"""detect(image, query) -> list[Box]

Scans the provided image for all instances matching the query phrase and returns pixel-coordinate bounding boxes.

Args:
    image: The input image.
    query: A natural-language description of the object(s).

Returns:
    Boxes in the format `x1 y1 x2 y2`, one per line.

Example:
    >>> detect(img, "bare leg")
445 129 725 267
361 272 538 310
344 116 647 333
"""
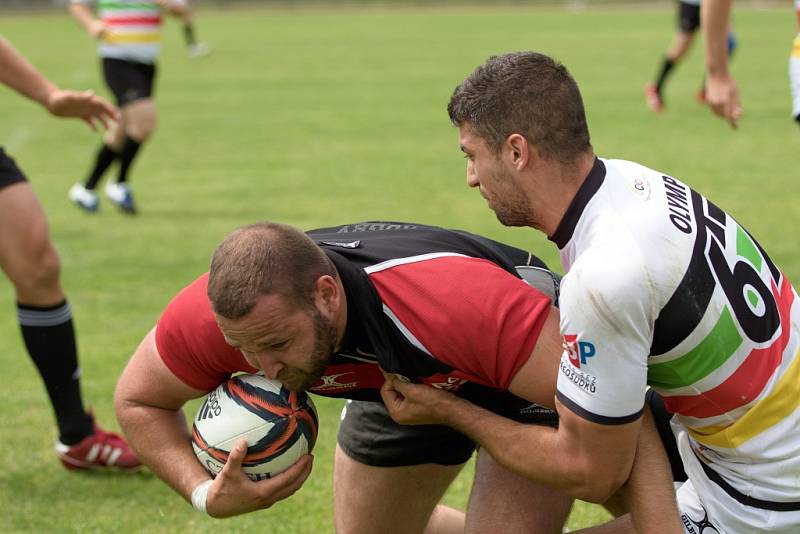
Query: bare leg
0 182 63 305
466 449 573 534
666 31 695 63
333 444 465 534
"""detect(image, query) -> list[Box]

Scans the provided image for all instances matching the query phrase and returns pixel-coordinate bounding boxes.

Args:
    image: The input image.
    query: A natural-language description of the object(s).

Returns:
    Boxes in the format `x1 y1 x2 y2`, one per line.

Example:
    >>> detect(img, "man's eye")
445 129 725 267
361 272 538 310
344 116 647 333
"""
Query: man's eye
268 340 289 350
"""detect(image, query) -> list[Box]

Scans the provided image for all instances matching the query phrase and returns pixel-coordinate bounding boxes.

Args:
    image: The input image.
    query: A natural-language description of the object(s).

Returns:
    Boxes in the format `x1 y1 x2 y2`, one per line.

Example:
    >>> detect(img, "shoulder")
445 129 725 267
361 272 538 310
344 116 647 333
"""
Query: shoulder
561 245 655 333
156 273 218 349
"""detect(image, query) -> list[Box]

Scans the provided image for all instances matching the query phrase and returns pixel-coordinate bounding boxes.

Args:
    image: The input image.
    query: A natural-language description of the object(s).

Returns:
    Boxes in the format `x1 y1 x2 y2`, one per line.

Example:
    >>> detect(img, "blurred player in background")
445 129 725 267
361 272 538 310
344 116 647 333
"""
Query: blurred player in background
645 0 736 113
181 1 212 58
68 0 190 214
0 37 139 471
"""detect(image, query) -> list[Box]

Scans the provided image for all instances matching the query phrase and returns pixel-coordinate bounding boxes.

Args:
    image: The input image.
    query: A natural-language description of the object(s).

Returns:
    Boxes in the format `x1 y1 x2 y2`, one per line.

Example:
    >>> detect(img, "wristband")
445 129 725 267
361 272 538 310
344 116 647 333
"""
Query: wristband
190 480 213 514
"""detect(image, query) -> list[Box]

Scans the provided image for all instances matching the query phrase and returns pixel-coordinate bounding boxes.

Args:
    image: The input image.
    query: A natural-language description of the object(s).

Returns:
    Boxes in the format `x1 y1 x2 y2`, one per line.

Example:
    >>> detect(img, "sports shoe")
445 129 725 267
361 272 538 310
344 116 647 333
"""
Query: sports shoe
644 84 664 113
55 416 141 471
68 184 99 213
105 181 136 214
696 87 707 105
188 42 212 58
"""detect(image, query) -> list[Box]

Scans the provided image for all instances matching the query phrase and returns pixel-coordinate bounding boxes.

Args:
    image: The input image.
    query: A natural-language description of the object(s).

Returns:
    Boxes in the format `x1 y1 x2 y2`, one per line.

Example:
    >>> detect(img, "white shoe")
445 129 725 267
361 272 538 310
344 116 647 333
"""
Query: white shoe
188 42 212 58
105 182 136 214
68 184 98 213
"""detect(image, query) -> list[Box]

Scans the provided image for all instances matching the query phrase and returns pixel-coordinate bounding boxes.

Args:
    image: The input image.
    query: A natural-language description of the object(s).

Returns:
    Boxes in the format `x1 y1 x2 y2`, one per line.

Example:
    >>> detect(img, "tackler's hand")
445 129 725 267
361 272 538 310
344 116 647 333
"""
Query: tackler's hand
379 371 456 426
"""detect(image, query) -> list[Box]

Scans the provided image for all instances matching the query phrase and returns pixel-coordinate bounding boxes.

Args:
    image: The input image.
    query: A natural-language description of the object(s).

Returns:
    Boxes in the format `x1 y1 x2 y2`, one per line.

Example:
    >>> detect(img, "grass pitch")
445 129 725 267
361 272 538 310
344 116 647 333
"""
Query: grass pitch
0 4 796 532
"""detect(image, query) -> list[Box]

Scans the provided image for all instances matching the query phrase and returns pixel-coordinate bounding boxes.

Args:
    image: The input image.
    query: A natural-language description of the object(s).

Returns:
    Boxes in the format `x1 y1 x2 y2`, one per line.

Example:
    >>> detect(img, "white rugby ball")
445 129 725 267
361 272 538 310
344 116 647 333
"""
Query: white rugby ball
191 373 318 481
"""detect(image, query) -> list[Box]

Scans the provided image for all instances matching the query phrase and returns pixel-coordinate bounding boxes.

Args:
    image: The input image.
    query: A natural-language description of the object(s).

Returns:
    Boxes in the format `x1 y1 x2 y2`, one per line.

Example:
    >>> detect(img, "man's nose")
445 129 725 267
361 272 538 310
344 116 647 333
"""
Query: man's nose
244 351 285 379
466 161 478 188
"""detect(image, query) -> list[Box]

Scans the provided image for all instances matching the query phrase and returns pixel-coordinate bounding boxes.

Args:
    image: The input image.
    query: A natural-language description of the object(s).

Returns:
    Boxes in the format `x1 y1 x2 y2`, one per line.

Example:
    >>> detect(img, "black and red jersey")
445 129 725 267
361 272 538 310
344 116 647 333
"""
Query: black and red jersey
157 222 558 423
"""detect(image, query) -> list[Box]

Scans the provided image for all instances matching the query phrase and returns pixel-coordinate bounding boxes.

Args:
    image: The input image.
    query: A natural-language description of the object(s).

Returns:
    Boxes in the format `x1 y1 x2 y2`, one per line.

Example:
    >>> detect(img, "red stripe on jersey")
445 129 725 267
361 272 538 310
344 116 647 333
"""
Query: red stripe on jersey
663 277 794 417
104 15 162 25
156 273 256 391
368 256 552 389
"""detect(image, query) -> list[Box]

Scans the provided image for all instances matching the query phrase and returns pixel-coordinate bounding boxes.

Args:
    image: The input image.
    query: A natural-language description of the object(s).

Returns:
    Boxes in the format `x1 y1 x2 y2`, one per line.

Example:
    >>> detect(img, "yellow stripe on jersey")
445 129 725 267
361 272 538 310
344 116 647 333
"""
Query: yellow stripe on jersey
689 348 800 448
103 33 160 44
793 36 800 58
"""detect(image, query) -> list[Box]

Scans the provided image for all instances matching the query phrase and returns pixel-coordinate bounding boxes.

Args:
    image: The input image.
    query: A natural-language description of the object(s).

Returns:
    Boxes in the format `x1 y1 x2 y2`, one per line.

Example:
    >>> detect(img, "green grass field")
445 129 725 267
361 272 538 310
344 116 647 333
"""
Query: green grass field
0 4 797 532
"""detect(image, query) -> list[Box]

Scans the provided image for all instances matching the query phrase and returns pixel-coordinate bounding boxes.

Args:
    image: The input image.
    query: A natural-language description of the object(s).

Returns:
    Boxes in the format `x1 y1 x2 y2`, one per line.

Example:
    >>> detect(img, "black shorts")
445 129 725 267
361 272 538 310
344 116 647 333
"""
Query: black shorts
678 1 701 34
102 57 156 107
0 147 28 191
340 392 688 477
337 400 476 467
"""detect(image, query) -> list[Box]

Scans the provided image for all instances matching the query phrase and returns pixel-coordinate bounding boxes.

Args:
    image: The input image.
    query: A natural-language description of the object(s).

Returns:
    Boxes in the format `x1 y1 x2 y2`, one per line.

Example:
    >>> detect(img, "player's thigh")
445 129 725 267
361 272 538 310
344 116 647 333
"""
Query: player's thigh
466 449 573 534
334 400 474 534
0 182 59 296
333 444 463 534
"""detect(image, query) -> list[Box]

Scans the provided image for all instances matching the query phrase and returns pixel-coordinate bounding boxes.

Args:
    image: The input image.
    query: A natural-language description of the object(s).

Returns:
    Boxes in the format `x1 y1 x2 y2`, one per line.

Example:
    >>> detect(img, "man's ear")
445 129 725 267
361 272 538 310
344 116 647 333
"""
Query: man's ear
314 275 341 314
506 133 531 171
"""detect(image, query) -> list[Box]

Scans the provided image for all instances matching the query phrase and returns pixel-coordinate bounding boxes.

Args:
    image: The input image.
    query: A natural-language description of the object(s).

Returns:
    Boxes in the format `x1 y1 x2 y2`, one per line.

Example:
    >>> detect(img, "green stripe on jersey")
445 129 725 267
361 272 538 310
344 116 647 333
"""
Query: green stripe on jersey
99 1 159 11
648 306 742 388
736 226 762 270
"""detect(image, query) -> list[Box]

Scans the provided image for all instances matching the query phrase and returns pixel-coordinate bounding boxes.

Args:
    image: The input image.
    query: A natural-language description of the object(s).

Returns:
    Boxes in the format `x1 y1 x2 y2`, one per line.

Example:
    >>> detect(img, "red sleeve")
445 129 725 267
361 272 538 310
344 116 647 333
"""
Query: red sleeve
155 272 257 391
368 256 551 390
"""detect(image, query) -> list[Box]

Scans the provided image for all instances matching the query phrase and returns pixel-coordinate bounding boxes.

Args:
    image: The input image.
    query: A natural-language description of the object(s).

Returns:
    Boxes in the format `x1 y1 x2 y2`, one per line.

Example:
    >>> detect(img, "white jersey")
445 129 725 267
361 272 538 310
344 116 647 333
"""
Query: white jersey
553 158 800 525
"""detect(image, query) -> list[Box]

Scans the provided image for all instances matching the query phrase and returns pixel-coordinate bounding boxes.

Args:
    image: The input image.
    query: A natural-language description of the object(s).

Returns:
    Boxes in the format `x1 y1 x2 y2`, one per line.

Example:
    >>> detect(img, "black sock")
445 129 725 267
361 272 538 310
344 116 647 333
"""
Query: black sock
117 136 142 184
85 144 118 190
655 57 675 95
184 23 196 46
18 300 93 445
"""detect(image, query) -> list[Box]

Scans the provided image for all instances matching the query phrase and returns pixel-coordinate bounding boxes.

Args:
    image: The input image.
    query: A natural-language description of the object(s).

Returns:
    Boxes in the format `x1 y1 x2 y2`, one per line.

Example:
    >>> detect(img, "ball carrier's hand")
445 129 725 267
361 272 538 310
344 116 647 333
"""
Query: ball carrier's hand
205 439 314 518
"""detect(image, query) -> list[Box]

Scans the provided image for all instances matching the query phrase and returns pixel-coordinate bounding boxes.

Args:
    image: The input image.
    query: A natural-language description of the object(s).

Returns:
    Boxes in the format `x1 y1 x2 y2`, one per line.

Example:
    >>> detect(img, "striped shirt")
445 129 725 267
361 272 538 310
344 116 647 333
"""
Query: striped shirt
72 0 184 64
554 158 800 506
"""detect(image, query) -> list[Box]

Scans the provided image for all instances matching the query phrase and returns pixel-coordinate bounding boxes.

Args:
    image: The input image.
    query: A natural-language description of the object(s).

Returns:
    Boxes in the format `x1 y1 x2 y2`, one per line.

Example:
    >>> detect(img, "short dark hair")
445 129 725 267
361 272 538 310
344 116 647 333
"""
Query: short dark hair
447 51 591 164
207 222 336 319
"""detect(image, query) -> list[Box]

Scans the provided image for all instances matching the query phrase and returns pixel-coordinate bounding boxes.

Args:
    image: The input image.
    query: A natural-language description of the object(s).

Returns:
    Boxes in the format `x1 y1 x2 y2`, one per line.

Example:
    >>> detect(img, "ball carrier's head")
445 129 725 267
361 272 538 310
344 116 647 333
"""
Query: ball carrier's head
208 222 348 392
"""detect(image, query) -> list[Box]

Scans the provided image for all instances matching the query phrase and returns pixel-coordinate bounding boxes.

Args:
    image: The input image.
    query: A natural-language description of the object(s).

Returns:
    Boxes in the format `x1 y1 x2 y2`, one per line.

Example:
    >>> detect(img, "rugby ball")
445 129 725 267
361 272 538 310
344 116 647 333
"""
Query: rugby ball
191 373 318 481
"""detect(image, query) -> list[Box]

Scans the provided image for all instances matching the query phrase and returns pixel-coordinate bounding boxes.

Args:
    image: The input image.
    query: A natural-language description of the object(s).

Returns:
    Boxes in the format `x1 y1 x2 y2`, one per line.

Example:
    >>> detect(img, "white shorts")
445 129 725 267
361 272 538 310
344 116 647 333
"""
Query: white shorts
674 429 800 533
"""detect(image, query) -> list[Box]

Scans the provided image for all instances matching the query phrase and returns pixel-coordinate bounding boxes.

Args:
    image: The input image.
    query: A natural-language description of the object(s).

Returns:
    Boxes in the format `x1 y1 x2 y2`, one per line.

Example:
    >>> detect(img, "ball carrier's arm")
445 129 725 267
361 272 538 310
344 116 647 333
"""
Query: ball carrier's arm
115 327 312 517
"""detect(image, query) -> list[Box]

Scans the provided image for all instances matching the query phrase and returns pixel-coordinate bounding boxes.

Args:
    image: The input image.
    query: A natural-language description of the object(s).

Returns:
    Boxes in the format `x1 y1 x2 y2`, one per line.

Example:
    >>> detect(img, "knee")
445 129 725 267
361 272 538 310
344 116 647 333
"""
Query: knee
131 115 157 141
125 105 157 141
16 241 61 295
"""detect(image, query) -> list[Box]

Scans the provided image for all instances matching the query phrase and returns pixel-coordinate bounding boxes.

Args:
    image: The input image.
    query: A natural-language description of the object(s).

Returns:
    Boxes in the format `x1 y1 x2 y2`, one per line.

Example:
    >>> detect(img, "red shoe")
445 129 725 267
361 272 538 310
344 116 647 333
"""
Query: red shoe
644 84 664 113
696 87 707 105
55 416 141 471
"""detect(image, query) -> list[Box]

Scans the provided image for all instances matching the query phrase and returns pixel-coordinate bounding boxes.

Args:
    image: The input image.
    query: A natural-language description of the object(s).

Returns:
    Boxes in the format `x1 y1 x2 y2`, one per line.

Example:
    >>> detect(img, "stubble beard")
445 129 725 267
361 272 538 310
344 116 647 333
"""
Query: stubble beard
278 308 339 392
492 168 535 228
